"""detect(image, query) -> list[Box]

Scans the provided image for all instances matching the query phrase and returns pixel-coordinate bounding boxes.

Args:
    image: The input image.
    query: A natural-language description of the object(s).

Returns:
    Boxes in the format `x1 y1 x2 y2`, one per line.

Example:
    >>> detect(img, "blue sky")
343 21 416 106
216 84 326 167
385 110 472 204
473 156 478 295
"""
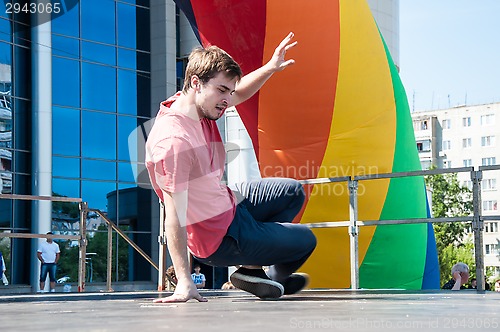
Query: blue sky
399 0 500 111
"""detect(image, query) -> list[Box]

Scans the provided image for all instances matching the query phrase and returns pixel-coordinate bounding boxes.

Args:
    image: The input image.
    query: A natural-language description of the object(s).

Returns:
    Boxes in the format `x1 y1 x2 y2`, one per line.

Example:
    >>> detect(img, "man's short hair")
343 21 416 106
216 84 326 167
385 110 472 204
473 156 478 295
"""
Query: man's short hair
182 45 243 93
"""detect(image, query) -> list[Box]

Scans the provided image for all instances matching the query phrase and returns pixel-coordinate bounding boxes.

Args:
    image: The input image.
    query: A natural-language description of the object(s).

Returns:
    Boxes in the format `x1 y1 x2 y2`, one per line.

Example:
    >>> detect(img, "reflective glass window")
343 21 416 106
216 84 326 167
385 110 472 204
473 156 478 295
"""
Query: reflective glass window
117 48 136 70
0 3 7 19
12 150 27 177
51 1 79 37
12 11 30 47
117 70 137 115
137 51 150 72
0 41 11 67
13 46 29 99
82 159 116 181
82 41 116 66
0 199 12 227
0 161 12 193
52 35 79 59
53 57 80 107
82 180 116 212
0 18 10 42
136 74 150 117
52 178 80 199
81 0 115 45
135 6 150 52
53 156 80 178
82 111 116 160
118 162 136 183
13 98 29 151
82 63 116 112
118 115 144 161
53 106 80 156
117 3 136 49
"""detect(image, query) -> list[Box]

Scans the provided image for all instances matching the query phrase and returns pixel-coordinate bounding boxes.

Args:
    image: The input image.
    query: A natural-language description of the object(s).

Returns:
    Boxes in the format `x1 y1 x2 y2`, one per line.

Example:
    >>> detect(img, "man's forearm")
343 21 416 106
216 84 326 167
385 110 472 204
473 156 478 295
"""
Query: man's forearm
232 63 275 106
163 191 191 283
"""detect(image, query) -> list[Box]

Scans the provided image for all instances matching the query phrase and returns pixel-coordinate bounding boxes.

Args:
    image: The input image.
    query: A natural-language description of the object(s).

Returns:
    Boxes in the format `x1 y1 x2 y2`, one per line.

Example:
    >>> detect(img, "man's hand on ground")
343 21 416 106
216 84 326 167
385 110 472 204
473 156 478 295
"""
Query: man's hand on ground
154 279 207 303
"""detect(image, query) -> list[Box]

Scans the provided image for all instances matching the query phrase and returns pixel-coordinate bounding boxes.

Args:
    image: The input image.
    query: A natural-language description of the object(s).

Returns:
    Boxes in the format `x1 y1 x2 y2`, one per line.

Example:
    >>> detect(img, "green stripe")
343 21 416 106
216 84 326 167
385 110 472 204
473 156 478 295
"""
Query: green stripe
359 31 428 289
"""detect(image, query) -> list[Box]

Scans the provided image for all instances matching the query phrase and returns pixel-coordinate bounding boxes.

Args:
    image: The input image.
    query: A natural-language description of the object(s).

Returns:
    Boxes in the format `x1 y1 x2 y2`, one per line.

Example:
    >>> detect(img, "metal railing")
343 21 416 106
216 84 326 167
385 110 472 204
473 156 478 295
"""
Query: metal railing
0 195 164 293
0 194 86 291
2 165 499 293
299 165 500 291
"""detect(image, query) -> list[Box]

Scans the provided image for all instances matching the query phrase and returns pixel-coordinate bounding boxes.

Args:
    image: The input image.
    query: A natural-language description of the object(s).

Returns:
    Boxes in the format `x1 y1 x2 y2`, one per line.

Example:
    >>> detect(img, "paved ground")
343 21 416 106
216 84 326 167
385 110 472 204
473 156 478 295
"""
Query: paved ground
0 289 499 331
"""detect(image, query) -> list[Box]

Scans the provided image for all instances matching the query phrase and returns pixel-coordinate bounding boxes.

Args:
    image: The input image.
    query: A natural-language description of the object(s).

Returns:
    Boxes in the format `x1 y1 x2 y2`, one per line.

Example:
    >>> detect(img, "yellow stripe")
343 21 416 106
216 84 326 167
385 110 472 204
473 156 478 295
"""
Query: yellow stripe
301 0 397 288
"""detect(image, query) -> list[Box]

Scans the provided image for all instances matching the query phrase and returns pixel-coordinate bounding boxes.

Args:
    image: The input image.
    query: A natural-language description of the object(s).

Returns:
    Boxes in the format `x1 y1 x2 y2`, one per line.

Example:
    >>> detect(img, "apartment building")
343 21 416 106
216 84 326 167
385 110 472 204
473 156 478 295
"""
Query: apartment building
412 102 500 277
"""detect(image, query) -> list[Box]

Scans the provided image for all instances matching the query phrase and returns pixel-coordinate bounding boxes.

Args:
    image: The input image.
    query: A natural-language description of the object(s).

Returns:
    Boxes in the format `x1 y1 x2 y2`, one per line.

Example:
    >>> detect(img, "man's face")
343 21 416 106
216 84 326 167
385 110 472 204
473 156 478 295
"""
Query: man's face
195 72 238 120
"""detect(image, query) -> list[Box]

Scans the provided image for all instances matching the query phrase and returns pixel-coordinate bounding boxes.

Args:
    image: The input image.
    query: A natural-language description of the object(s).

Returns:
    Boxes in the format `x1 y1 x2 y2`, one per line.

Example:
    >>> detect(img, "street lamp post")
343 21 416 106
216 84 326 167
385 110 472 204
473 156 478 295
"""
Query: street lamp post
85 252 97 283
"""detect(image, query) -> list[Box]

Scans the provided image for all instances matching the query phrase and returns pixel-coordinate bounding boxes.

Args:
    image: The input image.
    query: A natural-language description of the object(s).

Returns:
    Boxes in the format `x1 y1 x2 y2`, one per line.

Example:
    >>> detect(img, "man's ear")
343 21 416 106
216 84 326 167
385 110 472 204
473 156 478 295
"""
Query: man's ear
191 75 201 91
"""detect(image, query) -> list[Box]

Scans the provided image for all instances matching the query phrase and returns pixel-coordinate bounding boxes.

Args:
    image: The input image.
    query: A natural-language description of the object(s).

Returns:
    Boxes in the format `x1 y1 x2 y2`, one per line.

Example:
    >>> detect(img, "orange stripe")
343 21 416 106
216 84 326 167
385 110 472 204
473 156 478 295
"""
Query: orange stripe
258 0 340 191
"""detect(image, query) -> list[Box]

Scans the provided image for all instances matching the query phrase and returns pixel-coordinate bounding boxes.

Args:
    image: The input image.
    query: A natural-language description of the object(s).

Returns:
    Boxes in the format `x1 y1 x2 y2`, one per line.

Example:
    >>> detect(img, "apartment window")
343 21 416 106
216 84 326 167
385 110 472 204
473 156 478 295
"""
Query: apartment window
483 179 497 191
413 120 429 131
482 157 497 166
480 114 495 126
442 119 451 129
462 138 472 148
483 200 498 211
463 159 472 167
442 140 451 150
444 160 452 168
463 180 473 190
462 116 471 127
416 140 431 152
485 222 499 233
481 136 496 147
420 160 432 170
485 244 499 255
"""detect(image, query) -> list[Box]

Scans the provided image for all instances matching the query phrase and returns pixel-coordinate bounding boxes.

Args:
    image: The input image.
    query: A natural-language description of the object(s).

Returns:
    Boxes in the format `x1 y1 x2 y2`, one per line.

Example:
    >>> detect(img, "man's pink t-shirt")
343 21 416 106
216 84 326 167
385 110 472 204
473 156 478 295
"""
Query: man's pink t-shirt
145 92 236 258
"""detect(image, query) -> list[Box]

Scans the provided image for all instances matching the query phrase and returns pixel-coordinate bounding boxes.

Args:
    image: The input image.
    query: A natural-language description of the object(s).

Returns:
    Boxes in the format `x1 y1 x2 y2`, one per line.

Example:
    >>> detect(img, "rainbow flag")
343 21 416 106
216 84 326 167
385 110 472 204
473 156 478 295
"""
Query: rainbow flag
174 0 440 289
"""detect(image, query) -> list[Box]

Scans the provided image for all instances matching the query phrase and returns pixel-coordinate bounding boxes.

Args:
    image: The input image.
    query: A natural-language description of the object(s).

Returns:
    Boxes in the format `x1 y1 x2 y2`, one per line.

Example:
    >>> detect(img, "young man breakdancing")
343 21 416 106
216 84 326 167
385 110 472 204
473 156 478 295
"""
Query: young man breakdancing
146 32 316 302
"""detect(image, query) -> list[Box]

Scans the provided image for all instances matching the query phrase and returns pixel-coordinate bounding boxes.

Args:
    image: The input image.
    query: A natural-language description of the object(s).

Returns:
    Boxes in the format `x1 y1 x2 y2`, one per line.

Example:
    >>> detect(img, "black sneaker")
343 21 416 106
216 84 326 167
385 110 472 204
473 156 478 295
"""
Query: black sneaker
283 273 310 295
230 267 284 299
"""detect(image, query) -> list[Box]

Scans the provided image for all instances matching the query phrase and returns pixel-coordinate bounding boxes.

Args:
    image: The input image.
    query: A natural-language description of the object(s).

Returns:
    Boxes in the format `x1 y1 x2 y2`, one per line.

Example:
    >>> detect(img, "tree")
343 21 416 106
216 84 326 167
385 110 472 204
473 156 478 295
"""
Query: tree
57 225 130 283
425 171 473 286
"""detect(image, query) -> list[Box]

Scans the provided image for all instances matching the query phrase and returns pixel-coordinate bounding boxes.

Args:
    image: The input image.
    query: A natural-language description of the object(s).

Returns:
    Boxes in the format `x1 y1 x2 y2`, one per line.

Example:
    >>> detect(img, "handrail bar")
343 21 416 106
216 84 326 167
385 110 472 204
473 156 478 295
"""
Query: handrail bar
355 167 473 181
89 209 159 271
479 165 500 171
0 233 80 240
305 216 474 229
0 194 82 203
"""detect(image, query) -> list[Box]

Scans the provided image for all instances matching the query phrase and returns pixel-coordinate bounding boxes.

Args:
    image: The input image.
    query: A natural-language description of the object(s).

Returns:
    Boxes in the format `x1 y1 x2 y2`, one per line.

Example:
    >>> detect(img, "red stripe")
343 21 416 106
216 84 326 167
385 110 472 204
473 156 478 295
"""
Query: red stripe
190 0 267 156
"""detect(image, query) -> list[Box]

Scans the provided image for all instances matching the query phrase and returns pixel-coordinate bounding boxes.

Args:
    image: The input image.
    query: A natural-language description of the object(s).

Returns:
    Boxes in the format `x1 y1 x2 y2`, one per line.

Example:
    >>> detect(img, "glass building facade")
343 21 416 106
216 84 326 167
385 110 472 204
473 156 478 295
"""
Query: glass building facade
0 0 157 287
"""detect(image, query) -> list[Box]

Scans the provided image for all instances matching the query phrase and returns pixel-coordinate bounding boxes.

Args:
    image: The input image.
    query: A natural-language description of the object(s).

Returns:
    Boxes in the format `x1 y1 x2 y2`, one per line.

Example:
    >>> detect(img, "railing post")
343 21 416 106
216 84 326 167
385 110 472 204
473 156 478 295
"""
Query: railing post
107 223 113 292
78 202 88 292
348 178 359 290
158 200 167 291
471 169 485 291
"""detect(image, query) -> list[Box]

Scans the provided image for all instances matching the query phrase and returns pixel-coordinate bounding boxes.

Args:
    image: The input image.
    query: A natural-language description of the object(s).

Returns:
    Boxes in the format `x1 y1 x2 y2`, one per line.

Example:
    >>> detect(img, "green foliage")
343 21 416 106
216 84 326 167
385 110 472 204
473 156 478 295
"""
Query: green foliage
425 170 474 285
57 225 130 283
52 192 80 219
439 240 475 287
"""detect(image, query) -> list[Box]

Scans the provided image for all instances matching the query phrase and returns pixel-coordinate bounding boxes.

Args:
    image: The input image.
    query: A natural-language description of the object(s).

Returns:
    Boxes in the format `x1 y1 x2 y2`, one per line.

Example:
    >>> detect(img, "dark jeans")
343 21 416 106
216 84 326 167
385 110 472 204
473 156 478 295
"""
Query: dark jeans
40 263 57 282
196 178 317 283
